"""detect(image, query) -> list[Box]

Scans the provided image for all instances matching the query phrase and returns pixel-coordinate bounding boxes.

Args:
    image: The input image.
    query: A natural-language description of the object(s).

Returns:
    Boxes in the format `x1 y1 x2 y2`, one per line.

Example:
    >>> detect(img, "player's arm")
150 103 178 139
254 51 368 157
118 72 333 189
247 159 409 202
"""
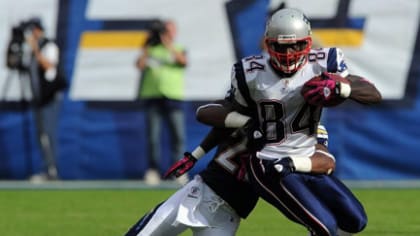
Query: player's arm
197 62 255 129
345 74 382 105
310 144 335 174
195 99 246 151
196 100 251 128
266 143 335 177
163 119 236 178
300 124 335 174
165 102 254 179
336 47 382 105
197 99 270 154
191 127 235 159
267 124 335 177
303 48 382 106
302 72 382 107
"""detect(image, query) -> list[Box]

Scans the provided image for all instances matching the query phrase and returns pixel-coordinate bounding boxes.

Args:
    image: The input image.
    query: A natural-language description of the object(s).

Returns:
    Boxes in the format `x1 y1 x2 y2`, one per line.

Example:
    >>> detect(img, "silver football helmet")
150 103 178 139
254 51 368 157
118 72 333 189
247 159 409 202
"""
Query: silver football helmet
264 8 312 74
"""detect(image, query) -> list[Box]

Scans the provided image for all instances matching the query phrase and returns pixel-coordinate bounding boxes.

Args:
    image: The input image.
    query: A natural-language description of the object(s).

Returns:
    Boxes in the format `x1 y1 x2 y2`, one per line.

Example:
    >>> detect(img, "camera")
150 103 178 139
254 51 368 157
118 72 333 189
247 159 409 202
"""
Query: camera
5 18 41 70
145 19 167 46
5 21 31 70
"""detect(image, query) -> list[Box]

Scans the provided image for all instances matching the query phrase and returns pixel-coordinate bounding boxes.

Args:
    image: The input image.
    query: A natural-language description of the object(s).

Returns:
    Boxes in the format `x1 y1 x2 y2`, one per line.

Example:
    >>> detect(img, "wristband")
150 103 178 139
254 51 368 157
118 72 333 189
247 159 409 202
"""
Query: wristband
290 156 312 172
191 146 205 160
256 153 312 172
224 111 251 128
340 82 351 98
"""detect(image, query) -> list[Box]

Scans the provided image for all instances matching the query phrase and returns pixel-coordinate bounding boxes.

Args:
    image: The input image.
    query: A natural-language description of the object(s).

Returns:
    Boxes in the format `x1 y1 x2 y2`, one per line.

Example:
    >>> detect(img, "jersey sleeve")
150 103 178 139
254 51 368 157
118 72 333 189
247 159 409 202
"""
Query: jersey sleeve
326 47 349 77
225 62 248 107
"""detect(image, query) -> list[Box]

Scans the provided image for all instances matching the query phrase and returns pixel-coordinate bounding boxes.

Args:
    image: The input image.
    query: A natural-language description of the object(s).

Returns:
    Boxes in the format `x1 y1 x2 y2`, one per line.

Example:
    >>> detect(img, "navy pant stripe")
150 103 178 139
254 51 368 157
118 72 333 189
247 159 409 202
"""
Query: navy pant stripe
125 201 164 236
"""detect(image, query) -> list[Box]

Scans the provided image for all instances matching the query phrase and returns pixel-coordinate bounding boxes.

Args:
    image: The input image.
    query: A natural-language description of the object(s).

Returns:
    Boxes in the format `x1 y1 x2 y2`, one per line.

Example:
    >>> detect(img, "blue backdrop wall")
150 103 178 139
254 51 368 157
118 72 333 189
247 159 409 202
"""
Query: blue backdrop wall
0 0 419 180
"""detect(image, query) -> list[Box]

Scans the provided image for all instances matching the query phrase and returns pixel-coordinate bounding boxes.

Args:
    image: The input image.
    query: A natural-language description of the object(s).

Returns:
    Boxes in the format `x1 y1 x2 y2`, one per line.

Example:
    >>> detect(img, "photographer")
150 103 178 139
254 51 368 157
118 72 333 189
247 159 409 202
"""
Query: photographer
136 19 188 185
25 17 63 181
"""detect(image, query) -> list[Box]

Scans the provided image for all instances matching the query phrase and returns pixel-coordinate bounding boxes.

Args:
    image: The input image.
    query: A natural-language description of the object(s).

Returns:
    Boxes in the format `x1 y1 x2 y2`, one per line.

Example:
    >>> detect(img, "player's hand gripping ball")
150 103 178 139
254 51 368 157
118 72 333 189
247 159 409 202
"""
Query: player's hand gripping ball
301 72 350 107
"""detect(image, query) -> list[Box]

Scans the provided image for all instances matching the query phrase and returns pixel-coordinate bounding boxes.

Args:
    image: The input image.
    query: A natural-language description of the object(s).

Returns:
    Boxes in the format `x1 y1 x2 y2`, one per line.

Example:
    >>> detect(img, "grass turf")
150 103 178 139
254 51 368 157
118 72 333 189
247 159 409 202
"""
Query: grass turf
0 189 419 235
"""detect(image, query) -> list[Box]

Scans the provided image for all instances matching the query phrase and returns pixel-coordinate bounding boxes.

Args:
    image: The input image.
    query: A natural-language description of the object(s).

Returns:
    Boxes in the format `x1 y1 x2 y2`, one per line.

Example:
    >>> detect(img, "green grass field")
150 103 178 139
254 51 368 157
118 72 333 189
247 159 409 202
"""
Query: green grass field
0 188 419 235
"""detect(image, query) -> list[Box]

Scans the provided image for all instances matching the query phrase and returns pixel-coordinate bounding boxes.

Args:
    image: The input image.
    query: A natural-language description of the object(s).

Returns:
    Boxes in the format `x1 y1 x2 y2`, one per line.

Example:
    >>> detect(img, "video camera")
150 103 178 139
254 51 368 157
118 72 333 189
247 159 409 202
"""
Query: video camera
5 19 41 70
145 19 167 47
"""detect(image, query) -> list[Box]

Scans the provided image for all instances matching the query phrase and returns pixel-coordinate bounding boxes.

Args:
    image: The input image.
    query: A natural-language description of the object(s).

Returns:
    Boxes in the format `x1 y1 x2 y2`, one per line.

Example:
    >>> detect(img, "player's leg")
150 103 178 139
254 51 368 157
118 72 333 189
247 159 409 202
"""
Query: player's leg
192 222 239 236
191 181 241 236
191 211 240 236
249 157 338 236
124 182 191 236
125 175 239 236
309 175 367 234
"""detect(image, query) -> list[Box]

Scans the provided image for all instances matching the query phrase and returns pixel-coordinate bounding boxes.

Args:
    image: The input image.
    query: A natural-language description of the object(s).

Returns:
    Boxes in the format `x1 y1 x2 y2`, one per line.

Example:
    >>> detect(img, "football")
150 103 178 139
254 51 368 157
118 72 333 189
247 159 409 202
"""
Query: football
301 73 350 107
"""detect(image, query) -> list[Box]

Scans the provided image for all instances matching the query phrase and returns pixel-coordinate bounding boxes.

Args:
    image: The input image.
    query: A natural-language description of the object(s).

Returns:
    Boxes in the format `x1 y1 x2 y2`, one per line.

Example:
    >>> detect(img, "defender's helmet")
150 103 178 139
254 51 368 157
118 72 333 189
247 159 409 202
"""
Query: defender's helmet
264 8 312 74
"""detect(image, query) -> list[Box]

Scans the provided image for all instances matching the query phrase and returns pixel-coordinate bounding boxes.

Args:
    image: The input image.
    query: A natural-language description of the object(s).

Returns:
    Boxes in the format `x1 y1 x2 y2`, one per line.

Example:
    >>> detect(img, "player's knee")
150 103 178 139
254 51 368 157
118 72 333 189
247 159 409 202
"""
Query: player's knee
349 215 368 233
340 211 368 233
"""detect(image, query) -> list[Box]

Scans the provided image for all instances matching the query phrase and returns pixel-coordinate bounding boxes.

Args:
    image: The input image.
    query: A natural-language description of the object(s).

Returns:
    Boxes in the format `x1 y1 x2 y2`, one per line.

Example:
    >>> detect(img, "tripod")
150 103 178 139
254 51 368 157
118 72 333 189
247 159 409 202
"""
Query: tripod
2 69 33 177
2 68 58 180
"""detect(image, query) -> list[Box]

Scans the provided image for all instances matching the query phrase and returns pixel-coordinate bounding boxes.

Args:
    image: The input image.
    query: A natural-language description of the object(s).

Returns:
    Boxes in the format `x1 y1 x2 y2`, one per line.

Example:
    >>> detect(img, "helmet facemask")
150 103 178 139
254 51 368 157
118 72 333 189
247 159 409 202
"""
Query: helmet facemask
265 36 312 74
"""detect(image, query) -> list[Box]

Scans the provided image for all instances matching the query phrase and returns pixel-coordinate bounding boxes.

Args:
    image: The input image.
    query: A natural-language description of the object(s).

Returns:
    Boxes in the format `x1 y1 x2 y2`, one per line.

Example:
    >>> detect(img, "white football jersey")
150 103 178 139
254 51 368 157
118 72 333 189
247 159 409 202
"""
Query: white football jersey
229 47 348 159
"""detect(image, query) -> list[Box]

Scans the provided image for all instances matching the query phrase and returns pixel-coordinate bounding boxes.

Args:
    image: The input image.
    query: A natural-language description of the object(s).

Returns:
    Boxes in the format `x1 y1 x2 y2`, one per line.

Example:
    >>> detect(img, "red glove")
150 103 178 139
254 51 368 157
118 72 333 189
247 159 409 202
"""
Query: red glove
163 152 197 178
302 72 348 107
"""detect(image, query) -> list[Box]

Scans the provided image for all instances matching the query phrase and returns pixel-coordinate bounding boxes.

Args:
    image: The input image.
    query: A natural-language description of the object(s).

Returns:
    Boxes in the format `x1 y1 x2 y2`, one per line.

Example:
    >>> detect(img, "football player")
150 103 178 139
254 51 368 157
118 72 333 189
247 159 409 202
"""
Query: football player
194 8 381 236
124 122 335 236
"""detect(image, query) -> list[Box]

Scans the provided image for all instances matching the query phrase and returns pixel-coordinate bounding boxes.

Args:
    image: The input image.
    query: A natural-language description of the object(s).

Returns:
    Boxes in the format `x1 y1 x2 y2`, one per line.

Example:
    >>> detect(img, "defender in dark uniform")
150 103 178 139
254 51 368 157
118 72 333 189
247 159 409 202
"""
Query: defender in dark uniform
124 122 335 236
